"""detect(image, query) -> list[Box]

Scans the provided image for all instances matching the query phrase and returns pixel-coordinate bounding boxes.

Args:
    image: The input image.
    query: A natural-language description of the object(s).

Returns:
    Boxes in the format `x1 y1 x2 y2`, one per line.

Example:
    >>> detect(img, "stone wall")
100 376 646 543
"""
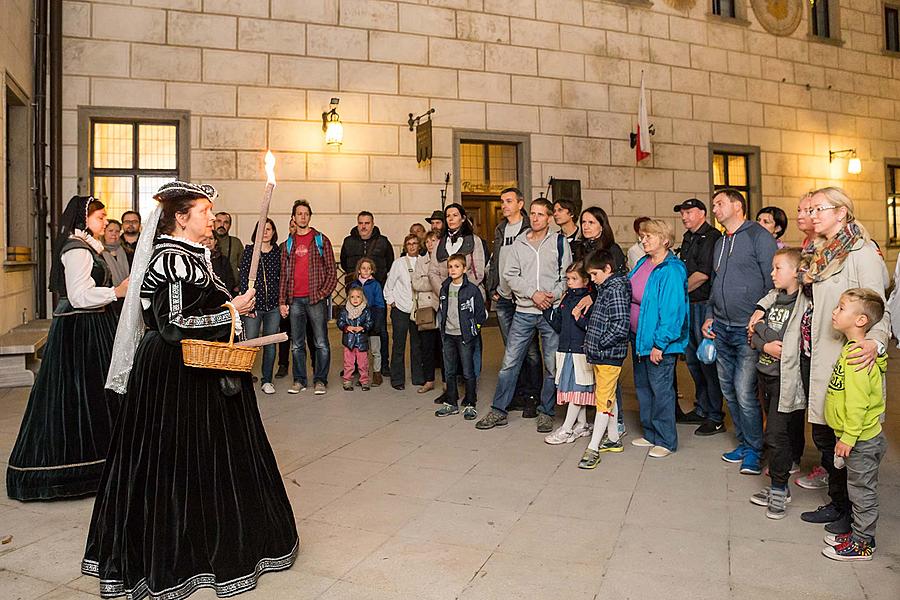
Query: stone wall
61 0 900 264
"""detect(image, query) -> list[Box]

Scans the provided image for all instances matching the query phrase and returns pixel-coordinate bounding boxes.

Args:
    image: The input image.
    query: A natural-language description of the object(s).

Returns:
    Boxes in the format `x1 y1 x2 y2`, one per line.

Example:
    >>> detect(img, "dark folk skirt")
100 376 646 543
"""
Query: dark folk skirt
6 309 120 501
82 331 298 600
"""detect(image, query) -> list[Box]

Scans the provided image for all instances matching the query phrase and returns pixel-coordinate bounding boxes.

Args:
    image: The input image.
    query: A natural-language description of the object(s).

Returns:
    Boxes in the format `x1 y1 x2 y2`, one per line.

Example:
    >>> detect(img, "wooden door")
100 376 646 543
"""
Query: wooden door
462 195 502 253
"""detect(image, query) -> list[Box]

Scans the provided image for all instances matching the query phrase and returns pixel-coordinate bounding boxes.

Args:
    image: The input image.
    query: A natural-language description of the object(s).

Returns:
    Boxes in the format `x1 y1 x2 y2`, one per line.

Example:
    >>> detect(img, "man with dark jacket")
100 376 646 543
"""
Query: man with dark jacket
674 198 725 435
340 211 395 375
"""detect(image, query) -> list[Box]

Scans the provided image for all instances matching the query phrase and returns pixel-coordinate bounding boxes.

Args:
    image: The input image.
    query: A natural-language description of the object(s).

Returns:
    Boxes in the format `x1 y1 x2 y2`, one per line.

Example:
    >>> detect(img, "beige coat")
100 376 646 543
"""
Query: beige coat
412 251 438 311
757 240 890 424
427 235 486 297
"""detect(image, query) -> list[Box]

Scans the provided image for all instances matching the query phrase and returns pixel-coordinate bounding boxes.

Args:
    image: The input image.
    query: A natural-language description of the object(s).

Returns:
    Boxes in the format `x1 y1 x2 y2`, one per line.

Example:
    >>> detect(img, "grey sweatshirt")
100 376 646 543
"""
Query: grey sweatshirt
750 289 798 377
503 230 571 314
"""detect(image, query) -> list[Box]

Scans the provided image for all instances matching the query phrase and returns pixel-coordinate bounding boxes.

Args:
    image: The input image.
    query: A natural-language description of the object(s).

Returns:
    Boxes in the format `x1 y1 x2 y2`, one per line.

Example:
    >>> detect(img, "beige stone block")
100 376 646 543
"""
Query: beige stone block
132 44 201 81
584 56 629 85
486 103 540 131
511 76 561 106
271 0 338 24
211 181 338 217
399 183 445 213
62 1 90 37
652 91 691 119
307 153 369 181
630 62 670 90
510 18 559 50
191 121 200 147
308 91 368 122
635 168 673 192
711 123 748 144
63 76 90 109
93 4 165 43
590 165 633 190
370 32 428 65
62 110 77 145
791 64 824 89
606 31 649 61
729 101 764 127
760 58 793 83
778 83 810 109
783 175 818 198
428 0 482 9
746 31 778 58
628 9 668 38
673 170 708 194
726 51 761 79
561 81 607 110
669 16 707 45
670 68 708 96
707 22 744 51
746 79 779 105
459 71 510 102
238 87 306 119
92 78 165 108
277 122 399 155
838 48 867 73
865 54 892 78
307 25 367 60
205 0 268 16
167 12 236 49
133 0 199 8
484 0 535 18
398 66 456 98
539 107 586 136
191 150 236 179
692 96 729 122
807 41 839 67
486 44 538 75
369 95 429 124
457 11 509 43
841 93 869 118
542 163 590 185
587 111 631 139
341 182 401 214
371 156 430 182
63 39 129 77
766 153 798 177
748 127 782 152
237 151 307 180
531 134 563 162
607 85 638 113
762 175 784 197
270 56 338 90
399 4 455 37
824 70 853 94
671 119 711 146
649 38 690 68
583 0 627 31
429 99 486 129
429 38 484 70
776 37 808 63
780 131 815 156
764 105 796 130
341 61 398 94
238 18 306 55
795 110 829 134
867 98 894 121
538 50 584 80
710 73 746 100
563 136 610 165
340 0 397 30
201 117 266 149
203 50 267 85
536 0 583 24
690 45 727 72
559 25 605 55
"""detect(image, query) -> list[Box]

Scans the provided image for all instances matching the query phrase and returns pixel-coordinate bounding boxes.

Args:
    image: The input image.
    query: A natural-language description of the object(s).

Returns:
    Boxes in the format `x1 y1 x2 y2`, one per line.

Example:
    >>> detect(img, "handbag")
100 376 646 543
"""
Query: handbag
414 306 437 331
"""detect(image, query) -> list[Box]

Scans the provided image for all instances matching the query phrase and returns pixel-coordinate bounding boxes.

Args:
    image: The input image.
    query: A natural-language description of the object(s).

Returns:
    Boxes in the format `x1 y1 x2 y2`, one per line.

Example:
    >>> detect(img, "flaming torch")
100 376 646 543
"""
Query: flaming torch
247 150 276 289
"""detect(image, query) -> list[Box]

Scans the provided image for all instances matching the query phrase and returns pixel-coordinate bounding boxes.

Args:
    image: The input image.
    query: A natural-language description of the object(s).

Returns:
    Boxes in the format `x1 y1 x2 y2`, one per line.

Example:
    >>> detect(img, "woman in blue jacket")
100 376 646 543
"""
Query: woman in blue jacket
628 219 689 457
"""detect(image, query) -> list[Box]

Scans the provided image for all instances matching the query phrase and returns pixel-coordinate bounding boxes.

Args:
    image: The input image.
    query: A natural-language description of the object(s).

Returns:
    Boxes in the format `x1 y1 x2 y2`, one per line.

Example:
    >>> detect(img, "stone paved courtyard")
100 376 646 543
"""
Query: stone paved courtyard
1 327 898 600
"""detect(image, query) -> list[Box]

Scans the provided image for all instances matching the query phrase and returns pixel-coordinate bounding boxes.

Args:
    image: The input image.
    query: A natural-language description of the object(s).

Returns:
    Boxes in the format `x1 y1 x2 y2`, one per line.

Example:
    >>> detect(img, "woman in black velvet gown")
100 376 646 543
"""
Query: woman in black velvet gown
6 196 127 501
82 181 298 600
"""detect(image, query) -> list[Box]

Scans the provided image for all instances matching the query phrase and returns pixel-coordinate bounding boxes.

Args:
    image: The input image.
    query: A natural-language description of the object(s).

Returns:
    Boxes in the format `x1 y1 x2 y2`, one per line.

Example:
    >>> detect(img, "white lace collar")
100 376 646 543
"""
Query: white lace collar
72 229 105 254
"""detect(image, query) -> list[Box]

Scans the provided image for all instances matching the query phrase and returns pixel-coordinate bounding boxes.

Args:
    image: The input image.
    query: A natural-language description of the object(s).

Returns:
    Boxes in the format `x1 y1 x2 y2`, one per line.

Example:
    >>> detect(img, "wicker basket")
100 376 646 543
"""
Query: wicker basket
181 304 259 373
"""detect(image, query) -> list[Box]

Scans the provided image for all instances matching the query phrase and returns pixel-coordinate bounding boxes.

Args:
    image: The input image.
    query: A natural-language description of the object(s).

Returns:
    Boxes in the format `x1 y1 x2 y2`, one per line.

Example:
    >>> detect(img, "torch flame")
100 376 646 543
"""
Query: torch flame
265 150 276 185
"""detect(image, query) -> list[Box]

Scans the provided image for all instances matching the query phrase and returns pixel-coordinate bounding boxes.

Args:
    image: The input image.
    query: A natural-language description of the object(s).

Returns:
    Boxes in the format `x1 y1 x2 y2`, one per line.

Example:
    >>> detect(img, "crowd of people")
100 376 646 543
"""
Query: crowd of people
2 180 897 600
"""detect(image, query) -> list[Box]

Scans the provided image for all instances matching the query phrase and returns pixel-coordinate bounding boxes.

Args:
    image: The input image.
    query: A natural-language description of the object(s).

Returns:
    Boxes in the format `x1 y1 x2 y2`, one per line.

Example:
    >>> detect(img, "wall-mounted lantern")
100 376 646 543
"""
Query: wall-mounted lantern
829 148 861 175
322 98 343 146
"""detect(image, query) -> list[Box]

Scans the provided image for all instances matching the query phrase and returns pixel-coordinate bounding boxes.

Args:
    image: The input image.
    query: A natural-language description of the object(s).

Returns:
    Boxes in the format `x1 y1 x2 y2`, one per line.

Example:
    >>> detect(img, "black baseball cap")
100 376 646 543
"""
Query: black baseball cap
673 198 706 213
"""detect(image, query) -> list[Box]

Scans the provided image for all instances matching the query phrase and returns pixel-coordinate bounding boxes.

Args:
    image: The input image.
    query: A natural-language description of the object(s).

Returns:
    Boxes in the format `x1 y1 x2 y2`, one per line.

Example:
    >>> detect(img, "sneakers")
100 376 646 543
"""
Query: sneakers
544 426 578 445
536 413 554 433
694 421 726 436
824 532 851 547
801 503 843 524
618 423 627 438
739 450 762 475
372 372 383 387
790 462 801 474
261 383 276 395
822 539 875 561
722 444 749 463
676 409 705 424
288 382 305 394
648 445 672 458
572 423 593 439
631 437 653 447
598 438 624 453
463 406 477 421
578 449 602 470
796 466 829 490
766 486 790 520
475 411 508 430
314 382 326 395
361 383 370 391
342 381 353 391
435 403 459 417
824 513 851 535
275 365 288 379
522 396 538 419
749 486 793 507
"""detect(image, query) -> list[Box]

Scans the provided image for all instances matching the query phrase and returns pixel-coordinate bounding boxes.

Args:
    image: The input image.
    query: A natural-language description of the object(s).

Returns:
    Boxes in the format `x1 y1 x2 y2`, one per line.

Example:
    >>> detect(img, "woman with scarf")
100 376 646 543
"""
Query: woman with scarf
82 182 297 600
102 219 131 286
239 218 281 394
572 206 627 272
749 187 890 535
6 196 128 501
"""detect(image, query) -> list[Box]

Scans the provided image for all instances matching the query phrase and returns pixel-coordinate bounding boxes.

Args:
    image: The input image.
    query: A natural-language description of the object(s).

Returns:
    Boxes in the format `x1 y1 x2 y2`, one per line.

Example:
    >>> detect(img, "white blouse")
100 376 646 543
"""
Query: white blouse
383 256 417 314
61 249 117 309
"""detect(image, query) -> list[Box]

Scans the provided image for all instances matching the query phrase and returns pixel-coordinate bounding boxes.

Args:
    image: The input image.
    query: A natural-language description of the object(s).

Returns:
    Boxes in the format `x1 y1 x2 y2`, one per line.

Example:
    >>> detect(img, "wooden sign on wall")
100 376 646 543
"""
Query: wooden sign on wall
416 119 432 164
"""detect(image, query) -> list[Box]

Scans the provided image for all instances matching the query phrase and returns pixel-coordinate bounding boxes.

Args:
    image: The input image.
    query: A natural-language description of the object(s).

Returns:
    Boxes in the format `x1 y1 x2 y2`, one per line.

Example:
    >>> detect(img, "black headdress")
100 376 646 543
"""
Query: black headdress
49 195 98 294
154 181 218 203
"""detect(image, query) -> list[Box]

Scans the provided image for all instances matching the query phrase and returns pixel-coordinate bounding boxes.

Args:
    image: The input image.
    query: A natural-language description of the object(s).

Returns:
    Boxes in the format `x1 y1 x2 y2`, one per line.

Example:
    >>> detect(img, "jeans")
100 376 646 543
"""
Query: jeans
379 311 390 375
759 371 801 488
243 307 281 383
632 340 678 451
846 433 886 543
491 311 559 416
812 423 850 514
713 322 763 453
368 307 386 372
685 303 724 423
278 315 290 368
494 297 542 398
390 307 424 386
442 333 477 407
289 297 330 386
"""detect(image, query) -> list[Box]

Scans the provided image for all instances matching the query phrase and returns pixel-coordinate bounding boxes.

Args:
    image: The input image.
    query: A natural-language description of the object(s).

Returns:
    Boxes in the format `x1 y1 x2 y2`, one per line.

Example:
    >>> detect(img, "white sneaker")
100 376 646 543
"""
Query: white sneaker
648 445 672 458
572 423 593 439
631 437 653 447
261 383 275 395
544 427 577 445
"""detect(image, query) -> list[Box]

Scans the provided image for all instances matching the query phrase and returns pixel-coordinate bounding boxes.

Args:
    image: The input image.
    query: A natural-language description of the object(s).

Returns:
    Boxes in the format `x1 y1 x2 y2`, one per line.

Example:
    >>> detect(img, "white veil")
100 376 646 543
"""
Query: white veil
105 204 162 393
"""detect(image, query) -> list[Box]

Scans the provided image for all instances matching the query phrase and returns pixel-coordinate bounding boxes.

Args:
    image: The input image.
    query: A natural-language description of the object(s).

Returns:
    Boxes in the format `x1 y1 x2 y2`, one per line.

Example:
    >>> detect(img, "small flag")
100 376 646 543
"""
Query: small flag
636 73 651 163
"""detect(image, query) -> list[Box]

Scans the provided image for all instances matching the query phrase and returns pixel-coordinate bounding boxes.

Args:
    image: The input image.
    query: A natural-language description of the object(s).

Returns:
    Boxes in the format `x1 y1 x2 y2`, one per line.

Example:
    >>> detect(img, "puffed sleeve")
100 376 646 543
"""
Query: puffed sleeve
61 249 117 309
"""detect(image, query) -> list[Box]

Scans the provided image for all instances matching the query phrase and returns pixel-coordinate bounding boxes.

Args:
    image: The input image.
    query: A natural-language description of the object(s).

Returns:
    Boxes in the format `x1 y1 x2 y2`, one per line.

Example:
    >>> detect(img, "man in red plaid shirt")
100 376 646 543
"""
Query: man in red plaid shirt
279 199 337 395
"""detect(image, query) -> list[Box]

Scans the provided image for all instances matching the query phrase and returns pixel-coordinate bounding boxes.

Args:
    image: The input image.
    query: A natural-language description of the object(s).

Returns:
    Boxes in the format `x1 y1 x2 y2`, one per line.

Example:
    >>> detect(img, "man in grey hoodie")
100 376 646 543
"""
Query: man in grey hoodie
702 188 778 476
476 198 572 434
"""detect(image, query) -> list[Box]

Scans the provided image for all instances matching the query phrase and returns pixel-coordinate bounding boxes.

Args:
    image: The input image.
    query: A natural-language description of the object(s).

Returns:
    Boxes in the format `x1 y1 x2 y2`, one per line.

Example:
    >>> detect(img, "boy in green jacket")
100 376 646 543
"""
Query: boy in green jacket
822 288 887 562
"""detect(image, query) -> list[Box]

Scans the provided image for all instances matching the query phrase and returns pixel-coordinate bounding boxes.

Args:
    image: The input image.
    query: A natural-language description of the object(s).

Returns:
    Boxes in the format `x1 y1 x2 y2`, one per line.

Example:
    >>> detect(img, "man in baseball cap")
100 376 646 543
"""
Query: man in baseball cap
673 198 707 213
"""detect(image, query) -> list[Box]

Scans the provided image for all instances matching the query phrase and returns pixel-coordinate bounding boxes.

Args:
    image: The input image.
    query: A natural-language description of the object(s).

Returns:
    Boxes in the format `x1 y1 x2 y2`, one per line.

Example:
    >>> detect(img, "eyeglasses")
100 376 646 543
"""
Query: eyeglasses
803 205 837 216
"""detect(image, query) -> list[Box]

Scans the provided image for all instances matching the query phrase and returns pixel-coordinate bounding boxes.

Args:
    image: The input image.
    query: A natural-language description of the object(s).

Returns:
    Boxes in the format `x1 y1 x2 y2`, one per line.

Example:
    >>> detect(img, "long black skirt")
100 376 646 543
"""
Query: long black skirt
81 331 298 600
6 309 120 501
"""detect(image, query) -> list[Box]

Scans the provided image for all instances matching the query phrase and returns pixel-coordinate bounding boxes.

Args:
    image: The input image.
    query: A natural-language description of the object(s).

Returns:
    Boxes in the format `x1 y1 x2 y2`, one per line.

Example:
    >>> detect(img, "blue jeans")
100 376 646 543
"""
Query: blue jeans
714 321 763 452
685 303 724 423
289 297 330 386
494 297 542 398
243 307 281 383
491 311 558 416
441 333 477 407
632 339 678 451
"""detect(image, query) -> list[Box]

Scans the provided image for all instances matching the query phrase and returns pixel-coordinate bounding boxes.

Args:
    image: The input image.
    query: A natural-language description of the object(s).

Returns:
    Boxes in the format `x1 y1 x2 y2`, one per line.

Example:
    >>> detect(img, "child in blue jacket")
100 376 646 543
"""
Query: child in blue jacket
337 287 373 391
353 257 386 386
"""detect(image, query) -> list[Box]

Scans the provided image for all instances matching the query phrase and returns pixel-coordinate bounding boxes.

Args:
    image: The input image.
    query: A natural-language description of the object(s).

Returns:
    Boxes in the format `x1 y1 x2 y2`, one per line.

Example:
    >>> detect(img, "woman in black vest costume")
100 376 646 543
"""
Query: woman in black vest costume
6 196 128 501
82 181 297 600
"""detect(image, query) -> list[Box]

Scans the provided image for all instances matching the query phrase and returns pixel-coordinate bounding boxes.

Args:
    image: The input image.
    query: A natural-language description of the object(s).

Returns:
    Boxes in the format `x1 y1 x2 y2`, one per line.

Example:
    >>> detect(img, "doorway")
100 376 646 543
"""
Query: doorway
457 140 522 253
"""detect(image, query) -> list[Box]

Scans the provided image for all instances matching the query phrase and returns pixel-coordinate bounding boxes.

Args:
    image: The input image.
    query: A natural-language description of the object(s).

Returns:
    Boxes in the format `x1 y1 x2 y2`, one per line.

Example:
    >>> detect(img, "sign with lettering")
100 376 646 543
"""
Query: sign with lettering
416 119 433 164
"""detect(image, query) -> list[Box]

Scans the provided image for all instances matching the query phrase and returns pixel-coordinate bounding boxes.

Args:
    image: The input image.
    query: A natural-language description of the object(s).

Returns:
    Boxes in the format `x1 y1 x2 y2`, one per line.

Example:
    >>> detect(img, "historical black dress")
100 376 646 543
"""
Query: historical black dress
6 219 120 500
82 233 298 600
